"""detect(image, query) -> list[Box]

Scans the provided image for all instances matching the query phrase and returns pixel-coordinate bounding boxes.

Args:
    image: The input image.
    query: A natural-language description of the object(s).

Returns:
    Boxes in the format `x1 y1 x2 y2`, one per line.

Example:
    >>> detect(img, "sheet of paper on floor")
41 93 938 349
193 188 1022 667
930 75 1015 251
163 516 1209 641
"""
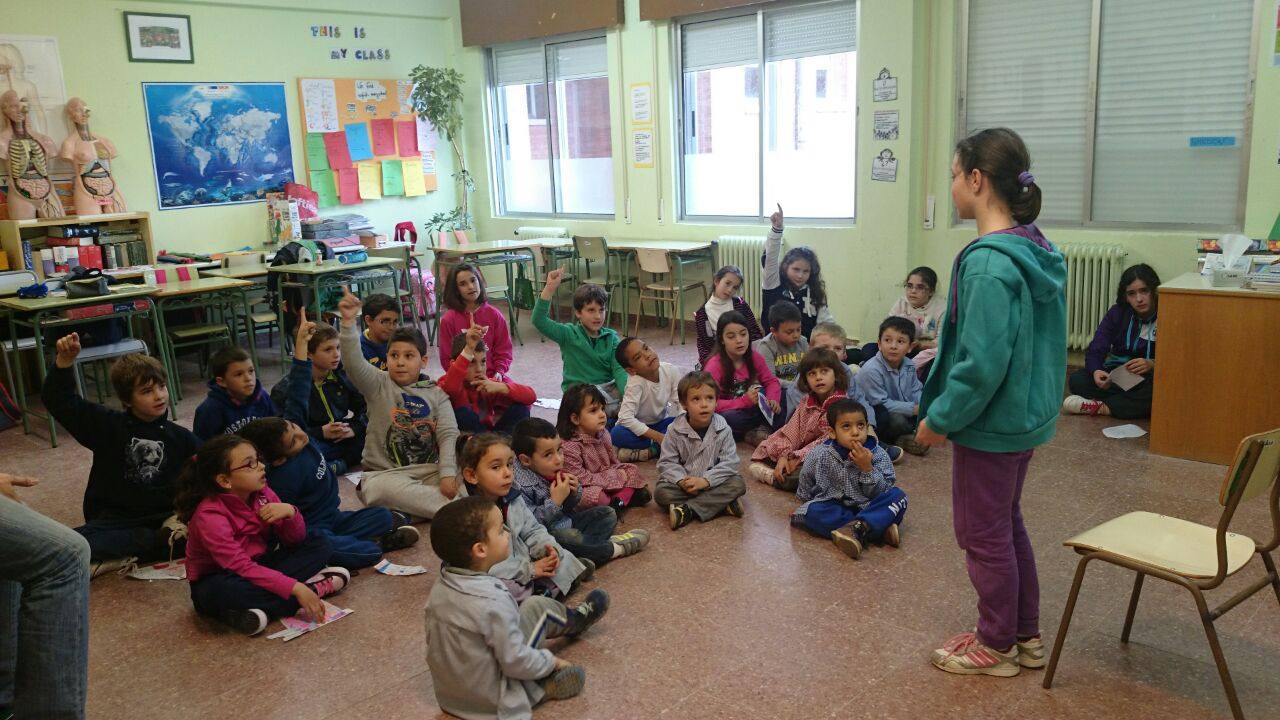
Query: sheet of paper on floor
533 397 561 410
1102 424 1148 439
127 560 187 581
266 601 352 641
343 471 364 486
374 559 429 576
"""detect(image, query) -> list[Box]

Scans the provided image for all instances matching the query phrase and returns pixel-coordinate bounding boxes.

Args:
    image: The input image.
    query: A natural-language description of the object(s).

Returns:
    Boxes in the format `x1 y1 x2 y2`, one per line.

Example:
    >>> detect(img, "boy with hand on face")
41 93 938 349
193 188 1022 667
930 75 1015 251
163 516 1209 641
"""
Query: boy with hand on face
438 315 535 435
193 346 276 441
533 268 629 417
856 316 927 457
611 337 685 462
655 372 747 530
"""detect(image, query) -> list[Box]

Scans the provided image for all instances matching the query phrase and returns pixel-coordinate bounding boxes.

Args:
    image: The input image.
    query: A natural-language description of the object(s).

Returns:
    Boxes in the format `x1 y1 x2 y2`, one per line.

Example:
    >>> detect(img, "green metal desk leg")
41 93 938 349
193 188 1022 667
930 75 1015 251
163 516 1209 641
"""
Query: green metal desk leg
6 313 30 435
238 289 259 368
30 310 56 447
154 297 181 403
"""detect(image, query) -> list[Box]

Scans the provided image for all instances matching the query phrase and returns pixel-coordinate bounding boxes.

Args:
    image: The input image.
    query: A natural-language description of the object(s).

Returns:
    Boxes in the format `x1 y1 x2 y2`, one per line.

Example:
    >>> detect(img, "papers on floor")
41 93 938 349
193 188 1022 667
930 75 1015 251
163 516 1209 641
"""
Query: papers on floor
127 559 187 581
1102 424 1148 439
266 601 352 641
1107 365 1146 391
343 471 364 487
533 397 561 410
374 559 429 576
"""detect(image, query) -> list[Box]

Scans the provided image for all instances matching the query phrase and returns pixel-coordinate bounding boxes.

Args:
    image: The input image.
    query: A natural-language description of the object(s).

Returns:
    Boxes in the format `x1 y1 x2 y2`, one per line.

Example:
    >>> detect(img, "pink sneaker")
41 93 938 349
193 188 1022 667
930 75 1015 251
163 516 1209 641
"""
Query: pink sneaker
305 566 350 599
930 631 1020 677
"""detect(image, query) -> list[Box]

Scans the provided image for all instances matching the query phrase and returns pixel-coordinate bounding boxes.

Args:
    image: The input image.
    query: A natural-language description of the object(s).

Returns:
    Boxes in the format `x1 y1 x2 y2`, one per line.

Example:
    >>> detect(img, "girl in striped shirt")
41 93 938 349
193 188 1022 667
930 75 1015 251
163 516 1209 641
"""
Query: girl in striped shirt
557 384 651 516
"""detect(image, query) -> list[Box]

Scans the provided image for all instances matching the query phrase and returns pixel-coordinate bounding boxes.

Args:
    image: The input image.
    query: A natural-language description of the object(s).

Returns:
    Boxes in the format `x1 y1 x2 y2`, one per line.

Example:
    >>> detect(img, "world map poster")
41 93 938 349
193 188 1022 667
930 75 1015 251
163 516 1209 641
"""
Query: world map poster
141 82 294 209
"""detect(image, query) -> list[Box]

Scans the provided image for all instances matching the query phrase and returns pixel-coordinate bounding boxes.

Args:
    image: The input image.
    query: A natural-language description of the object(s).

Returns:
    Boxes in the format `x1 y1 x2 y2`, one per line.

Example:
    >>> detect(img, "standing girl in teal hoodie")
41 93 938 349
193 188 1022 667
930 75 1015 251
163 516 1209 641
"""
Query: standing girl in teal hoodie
917 128 1067 678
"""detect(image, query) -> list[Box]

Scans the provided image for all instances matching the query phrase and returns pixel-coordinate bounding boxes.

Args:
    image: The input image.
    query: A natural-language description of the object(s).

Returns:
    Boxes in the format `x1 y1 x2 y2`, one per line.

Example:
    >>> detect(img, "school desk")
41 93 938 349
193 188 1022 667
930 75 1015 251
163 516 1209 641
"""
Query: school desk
149 277 257 402
267 256 402 367
607 239 717 344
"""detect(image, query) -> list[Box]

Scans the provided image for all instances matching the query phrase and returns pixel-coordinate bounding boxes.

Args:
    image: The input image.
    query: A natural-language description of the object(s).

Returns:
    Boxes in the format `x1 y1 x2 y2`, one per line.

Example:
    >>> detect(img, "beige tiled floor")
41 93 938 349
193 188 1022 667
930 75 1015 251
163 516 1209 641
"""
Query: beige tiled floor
4 315 1277 719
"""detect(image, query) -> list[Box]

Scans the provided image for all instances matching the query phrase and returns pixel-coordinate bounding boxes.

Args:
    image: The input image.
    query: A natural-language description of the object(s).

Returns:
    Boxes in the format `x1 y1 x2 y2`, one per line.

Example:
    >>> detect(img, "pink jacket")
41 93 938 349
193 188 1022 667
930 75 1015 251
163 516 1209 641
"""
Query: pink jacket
561 429 646 507
185 487 307 599
752 393 843 464
438 303 513 376
703 351 782 412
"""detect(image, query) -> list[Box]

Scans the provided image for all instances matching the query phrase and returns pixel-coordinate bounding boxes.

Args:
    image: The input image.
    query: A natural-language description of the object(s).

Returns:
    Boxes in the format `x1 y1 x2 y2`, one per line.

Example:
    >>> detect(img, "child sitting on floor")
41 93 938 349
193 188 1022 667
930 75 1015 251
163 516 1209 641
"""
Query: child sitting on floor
761 204 834 339
238 313 419 571
754 301 808 389
856 316 927 456
439 323 535 435
749 348 848 491
860 266 945 365
358 293 402 370
533 268 629 417
793 398 907 560
512 418 649 569
808 322 898 461
702 311 782 445
42 333 199 574
655 371 747 530
460 434 595 600
178 434 350 635
193 346 276 440
694 265 763 367
269 322 367 476
437 262 514 375
425 496 607 719
612 337 685 462
337 288 460 521
558 384 651 516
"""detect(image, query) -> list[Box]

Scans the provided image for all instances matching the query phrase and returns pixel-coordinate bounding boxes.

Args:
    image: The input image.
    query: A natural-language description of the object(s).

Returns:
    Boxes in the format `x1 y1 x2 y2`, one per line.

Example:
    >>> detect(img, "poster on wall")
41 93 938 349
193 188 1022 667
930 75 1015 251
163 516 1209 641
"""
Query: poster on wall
0 34 69 143
141 82 295 209
871 148 898 182
873 110 899 140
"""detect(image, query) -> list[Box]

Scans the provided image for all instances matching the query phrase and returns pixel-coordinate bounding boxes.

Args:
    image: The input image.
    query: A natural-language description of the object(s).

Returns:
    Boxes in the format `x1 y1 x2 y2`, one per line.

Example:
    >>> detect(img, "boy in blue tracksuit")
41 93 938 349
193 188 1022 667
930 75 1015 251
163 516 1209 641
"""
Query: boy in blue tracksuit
238 318 418 570
192 346 277 440
855 316 925 454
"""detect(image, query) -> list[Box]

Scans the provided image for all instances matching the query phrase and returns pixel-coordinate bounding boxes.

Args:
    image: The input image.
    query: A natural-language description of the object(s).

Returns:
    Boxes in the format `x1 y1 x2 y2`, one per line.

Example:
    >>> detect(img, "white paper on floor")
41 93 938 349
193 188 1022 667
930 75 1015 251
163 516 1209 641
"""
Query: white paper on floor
343 471 364 487
533 397 561 410
127 559 187 581
1102 424 1148 439
374 559 429 576
266 601 352 641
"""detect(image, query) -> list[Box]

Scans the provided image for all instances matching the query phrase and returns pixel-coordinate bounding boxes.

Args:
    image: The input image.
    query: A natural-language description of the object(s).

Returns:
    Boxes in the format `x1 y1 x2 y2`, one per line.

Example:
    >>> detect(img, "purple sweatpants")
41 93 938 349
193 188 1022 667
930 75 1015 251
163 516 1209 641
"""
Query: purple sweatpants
951 443 1040 651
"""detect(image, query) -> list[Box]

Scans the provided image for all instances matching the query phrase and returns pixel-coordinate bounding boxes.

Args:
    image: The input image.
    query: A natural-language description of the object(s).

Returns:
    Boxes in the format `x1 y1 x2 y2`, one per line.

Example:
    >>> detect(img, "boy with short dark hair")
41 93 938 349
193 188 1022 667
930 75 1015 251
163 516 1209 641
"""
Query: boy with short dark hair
41 333 200 573
425 495 597 719
438 324 535 435
359 293 402 370
656 372 747 530
533 268 628 416
611 337 685 462
792 398 907 560
856 316 927 456
193 346 276 440
754 301 809 385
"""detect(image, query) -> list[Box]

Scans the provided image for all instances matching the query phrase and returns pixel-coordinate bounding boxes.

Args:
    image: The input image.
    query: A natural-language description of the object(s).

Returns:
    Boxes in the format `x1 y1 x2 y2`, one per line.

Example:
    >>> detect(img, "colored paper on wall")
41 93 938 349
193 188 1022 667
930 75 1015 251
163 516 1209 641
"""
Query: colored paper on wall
357 163 381 200
396 120 418 157
345 122 374 162
323 131 352 169
402 159 426 196
416 116 438 153
370 118 396 156
381 160 404 196
336 167 360 204
309 170 338 208
305 133 330 171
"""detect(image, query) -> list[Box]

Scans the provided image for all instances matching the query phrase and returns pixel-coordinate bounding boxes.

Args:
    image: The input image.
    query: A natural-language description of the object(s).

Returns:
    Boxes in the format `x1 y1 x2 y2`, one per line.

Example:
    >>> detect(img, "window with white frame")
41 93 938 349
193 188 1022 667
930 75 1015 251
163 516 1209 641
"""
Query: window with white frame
678 1 857 220
962 0 1255 228
489 36 615 216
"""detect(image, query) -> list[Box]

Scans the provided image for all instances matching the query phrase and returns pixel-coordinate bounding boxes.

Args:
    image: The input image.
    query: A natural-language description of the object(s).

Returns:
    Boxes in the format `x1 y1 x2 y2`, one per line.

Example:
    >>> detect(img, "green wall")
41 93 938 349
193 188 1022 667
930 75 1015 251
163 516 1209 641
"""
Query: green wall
3 0 459 255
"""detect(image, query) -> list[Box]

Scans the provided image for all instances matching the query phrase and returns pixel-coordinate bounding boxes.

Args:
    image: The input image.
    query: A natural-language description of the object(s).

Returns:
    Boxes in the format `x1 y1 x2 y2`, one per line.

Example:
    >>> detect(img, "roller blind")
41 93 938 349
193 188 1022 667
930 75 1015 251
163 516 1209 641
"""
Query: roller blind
681 14 758 72
1090 0 1252 225
965 0 1092 223
765 1 856 60
493 44 546 87
551 37 608 81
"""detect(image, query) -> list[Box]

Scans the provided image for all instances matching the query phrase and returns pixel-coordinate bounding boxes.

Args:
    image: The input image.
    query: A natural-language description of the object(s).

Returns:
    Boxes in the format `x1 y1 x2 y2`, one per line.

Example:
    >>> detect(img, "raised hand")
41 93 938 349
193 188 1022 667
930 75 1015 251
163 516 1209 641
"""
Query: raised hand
464 312 486 351
337 287 362 326
54 332 82 368
293 307 317 361
770 203 784 230
541 267 565 301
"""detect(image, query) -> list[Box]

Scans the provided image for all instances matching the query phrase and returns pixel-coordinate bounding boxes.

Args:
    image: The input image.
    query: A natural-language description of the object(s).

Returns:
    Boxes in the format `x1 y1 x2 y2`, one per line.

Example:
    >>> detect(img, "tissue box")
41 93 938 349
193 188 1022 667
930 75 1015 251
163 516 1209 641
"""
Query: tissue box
1211 268 1246 287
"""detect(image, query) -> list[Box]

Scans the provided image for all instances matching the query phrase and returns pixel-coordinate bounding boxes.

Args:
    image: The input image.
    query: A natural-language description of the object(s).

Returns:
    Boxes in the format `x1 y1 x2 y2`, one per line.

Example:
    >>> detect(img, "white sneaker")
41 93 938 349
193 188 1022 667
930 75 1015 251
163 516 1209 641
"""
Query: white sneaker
1061 395 1107 415
747 462 775 484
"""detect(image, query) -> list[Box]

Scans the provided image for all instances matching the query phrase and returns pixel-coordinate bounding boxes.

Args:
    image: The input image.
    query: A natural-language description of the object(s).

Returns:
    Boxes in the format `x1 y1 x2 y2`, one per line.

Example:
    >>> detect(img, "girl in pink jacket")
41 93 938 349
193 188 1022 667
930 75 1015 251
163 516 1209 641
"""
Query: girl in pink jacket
557 384 650 515
702 311 782 443
437 262 514 375
749 348 849 492
178 435 350 636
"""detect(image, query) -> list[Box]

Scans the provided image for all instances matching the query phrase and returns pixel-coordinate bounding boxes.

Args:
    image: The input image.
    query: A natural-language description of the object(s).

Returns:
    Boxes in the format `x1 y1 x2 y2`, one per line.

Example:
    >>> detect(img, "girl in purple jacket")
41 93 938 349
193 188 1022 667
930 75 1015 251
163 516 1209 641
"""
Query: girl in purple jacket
1062 264 1160 419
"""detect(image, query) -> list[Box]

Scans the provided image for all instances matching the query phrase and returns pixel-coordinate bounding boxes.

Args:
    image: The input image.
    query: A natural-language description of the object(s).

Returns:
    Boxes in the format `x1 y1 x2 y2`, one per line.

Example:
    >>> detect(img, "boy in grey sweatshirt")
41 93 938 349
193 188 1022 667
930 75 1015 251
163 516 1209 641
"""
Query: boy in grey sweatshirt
655 371 747 530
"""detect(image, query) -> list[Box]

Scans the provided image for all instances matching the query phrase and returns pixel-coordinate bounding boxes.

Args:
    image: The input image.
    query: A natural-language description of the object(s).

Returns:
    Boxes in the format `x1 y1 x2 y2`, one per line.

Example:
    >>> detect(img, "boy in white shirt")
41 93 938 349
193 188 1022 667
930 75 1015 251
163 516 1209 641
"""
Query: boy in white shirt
610 337 685 462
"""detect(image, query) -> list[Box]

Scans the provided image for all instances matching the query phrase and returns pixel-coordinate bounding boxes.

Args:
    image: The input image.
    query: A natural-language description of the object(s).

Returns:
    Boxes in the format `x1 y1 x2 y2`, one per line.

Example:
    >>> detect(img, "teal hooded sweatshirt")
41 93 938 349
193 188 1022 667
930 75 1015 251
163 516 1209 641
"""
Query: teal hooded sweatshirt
921 225 1067 453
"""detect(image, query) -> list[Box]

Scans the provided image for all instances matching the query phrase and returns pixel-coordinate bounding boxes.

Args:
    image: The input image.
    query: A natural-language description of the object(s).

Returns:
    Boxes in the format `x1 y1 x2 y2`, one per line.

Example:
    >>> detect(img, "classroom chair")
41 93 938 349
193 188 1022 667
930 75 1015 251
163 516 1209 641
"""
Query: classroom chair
426 229 524 346
223 253 278 350
1043 427 1280 720
632 248 709 345
572 235 638 327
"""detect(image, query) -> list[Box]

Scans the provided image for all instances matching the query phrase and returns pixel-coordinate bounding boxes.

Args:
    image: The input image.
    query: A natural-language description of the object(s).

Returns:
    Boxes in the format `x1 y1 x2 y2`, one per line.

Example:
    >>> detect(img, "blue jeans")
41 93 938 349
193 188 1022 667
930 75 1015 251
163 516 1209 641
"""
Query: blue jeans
189 531 332 620
798 487 909 541
0 495 91 720
315 428 366 468
549 506 618 567
75 509 173 563
316 507 394 570
609 416 675 450
454 403 531 435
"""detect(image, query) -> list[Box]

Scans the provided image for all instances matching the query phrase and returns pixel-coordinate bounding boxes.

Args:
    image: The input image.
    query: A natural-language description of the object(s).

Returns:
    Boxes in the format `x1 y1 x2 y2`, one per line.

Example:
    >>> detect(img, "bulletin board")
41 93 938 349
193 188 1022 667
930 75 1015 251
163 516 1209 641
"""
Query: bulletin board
296 77 439 208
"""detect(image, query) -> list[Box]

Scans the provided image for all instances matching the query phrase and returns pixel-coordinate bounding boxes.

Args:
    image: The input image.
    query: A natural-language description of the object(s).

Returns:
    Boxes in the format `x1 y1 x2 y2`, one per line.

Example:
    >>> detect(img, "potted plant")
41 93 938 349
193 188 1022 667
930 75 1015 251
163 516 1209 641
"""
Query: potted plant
409 66 473 233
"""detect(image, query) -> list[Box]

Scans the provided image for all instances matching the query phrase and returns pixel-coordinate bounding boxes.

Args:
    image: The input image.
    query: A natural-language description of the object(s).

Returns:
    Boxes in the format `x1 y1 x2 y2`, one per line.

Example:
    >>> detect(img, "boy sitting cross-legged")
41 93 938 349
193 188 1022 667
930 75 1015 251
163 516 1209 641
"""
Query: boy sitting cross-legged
512 417 650 569
855 316 927 457
656 371 748 530
792 398 907 560
611 337 685 462
438 318 535 435
426 496 605 719
193 345 276 441
358 293 402 370
533 268 629 417
41 333 200 575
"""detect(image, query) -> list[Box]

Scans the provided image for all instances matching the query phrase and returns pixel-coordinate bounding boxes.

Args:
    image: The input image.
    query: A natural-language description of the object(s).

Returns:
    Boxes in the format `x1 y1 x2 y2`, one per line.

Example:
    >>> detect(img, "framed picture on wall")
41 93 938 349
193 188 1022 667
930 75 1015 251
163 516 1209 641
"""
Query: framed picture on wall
123 12 193 63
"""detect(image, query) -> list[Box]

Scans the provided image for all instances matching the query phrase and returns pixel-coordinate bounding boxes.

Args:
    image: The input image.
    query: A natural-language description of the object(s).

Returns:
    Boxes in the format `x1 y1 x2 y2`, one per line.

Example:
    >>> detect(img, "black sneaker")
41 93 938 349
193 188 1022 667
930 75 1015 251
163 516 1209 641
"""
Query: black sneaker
379 524 420 552
632 487 652 507
723 498 745 518
327 459 349 477
222 608 268 636
577 557 596 583
565 589 610 638
668 503 694 530
540 664 586 700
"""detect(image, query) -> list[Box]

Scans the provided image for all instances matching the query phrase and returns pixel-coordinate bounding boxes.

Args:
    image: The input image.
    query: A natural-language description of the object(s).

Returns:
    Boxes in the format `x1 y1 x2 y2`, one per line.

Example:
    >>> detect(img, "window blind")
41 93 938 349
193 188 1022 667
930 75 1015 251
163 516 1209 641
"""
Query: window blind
965 0 1091 223
550 37 609 81
493 44 546 87
682 14 758 73
765 1 856 61
1090 0 1252 225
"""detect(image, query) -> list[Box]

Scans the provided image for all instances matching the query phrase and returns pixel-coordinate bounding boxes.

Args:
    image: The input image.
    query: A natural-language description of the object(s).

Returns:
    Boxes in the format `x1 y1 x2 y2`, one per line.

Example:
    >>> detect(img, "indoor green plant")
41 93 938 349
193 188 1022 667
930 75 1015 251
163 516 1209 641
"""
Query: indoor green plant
408 65 473 231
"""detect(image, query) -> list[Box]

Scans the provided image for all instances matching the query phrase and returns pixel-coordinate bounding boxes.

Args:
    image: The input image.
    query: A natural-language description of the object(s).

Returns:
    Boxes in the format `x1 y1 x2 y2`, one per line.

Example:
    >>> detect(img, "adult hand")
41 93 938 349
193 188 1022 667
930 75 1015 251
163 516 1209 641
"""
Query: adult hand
55 333 82 369
915 418 947 447
0 473 39 503
439 475 459 500
337 287 362 326
1124 358 1153 375
258 503 296 524
292 583 327 624
1093 370 1110 388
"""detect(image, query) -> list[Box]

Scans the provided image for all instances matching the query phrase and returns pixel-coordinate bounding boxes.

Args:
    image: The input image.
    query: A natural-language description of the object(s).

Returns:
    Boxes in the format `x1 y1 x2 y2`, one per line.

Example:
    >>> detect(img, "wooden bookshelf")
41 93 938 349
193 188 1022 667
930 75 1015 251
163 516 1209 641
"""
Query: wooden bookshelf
0 211 155 280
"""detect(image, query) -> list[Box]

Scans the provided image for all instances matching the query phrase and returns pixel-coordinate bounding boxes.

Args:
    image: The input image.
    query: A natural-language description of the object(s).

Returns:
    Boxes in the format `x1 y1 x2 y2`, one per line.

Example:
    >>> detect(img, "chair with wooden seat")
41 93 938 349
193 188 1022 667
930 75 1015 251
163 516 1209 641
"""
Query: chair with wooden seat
632 248 708 345
1043 428 1280 720
572 235 638 327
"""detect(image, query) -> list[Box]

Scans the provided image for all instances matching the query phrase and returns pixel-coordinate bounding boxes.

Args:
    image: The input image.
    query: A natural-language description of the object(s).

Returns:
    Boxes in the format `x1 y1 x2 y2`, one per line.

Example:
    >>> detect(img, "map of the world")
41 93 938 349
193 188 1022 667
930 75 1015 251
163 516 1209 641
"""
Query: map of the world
142 82 294 209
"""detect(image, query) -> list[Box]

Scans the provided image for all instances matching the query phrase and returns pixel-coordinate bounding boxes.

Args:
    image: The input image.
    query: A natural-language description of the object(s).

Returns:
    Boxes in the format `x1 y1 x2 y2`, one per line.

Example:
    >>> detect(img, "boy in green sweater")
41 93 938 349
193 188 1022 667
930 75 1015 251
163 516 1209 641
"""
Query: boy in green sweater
533 268 629 417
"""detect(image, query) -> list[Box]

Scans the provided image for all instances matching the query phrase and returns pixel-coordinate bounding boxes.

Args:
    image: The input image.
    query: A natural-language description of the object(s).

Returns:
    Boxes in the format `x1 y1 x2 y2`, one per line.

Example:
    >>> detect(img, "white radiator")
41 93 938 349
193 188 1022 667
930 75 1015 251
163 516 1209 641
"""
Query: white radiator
514 226 568 239
717 235 766 312
1060 243 1127 351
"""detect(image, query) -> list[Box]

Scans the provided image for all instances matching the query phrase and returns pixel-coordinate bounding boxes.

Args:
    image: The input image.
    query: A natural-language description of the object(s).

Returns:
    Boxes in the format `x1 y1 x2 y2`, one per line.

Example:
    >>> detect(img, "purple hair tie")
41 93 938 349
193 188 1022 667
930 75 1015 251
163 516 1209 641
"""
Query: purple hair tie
1018 171 1035 188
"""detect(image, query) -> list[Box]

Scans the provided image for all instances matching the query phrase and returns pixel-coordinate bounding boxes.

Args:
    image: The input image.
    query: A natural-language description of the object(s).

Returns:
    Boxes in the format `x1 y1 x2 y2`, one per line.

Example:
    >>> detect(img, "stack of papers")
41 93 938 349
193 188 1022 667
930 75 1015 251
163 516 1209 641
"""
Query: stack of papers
266 601 353 641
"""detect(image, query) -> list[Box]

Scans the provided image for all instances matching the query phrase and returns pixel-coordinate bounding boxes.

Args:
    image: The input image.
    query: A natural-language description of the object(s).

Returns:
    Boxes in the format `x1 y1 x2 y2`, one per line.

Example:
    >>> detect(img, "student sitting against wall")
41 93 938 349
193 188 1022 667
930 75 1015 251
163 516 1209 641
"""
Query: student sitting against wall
1062 264 1160 419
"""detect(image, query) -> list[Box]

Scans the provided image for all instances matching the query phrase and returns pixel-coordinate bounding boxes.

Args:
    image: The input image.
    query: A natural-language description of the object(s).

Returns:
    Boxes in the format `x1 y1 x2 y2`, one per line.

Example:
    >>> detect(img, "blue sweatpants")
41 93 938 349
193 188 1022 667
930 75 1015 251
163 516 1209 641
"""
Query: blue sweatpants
609 416 675 450
798 487 908 541
314 507 394 570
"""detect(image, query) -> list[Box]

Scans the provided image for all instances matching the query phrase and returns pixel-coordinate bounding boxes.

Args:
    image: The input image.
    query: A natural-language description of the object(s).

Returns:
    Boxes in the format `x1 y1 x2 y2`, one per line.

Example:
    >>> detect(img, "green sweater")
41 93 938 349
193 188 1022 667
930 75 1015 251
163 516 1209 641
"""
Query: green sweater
532 298 629 393
921 227 1067 452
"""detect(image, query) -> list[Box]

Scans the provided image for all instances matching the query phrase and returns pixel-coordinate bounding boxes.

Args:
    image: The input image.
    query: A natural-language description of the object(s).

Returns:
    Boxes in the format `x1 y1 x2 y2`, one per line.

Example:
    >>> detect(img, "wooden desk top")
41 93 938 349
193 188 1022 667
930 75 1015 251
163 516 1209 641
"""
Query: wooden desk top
268 256 401 275
607 239 715 252
1160 272 1280 299
0 284 156 312
205 263 271 279
432 238 569 256
151 276 253 297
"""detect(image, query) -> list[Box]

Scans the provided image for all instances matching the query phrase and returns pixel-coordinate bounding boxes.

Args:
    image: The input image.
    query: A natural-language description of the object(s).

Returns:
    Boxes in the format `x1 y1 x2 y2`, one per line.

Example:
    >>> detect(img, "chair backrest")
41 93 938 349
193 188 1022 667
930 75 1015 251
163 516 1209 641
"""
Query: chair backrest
223 252 265 268
634 248 672 275
1206 428 1280 585
365 246 404 260
0 270 38 296
516 226 569 240
573 236 609 264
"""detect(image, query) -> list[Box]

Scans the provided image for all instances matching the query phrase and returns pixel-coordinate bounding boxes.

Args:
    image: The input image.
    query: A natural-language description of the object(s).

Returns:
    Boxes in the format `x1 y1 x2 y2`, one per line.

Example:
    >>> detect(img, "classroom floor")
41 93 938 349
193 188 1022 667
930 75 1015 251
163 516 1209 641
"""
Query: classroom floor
3 314 1278 720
